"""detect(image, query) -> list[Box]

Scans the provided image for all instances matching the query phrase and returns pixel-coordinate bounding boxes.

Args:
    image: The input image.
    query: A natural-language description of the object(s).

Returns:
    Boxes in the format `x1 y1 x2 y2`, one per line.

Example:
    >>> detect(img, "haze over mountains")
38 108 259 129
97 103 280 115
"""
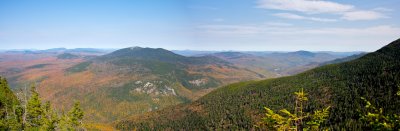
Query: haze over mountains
207 51 349 76
0 46 362 124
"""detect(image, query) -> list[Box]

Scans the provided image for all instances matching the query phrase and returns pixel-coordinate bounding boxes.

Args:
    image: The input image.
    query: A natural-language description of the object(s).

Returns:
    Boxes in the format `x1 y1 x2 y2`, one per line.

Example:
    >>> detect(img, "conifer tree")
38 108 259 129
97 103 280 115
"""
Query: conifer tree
58 111 73 131
57 102 85 130
0 77 21 130
41 101 59 130
1 77 87 130
257 89 330 131
0 101 5 130
26 85 44 128
360 87 400 130
69 101 84 129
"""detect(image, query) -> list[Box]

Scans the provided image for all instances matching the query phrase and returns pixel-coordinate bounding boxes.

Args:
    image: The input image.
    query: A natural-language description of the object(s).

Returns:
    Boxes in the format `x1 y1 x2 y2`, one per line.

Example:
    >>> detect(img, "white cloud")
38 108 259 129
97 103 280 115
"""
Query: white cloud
273 13 304 19
257 0 353 14
308 17 337 22
194 24 400 51
342 11 387 21
265 22 293 26
197 24 400 37
373 7 393 12
257 0 387 21
294 25 400 36
273 13 337 22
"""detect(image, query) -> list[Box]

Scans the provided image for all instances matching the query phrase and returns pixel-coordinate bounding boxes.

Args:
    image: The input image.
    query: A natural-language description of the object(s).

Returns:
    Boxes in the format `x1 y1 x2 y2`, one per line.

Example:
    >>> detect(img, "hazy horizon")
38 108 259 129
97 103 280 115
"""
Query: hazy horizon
0 46 369 53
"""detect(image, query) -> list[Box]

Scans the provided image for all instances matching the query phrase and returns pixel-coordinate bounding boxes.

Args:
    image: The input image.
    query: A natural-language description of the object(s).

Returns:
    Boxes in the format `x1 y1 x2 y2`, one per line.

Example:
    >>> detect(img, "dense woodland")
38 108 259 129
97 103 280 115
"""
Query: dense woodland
0 77 84 130
115 39 400 130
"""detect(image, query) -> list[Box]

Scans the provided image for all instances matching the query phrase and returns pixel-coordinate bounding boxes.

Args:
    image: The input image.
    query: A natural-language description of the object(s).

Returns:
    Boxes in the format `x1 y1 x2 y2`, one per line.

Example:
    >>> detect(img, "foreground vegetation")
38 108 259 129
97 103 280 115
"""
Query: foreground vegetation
259 88 400 130
115 39 400 130
257 89 331 130
0 77 84 130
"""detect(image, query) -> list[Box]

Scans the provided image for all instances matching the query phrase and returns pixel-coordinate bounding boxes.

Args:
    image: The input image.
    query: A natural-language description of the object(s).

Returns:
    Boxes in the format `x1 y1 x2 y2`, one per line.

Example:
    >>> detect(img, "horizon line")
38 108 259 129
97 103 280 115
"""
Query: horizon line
0 47 368 53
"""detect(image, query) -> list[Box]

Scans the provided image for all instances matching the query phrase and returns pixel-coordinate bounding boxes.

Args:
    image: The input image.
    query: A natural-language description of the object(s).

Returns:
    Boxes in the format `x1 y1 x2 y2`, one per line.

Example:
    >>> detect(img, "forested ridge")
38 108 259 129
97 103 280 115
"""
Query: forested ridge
115 38 400 130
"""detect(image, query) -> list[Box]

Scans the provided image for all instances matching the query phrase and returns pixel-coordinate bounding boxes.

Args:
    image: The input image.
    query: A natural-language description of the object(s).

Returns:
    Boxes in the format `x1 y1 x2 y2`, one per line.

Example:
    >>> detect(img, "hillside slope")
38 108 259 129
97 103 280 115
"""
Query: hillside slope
115 38 400 130
319 53 367 66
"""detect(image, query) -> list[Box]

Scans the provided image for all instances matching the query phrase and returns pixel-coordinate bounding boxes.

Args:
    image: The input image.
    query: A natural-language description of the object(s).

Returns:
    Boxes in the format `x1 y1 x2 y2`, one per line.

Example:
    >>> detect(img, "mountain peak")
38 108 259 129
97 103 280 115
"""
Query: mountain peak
211 52 253 59
97 47 188 64
291 50 315 57
128 46 143 50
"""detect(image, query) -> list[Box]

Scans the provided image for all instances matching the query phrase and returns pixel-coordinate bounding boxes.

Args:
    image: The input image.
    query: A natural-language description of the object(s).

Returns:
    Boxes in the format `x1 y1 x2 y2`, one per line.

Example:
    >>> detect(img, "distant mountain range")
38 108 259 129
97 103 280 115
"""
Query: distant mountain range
1 48 362 57
207 50 353 76
172 50 364 57
2 48 115 55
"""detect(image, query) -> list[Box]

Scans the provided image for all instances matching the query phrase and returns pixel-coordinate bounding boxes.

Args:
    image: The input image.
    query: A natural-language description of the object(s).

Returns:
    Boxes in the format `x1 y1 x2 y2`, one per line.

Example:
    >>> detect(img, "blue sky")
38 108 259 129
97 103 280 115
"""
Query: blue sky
0 0 399 51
